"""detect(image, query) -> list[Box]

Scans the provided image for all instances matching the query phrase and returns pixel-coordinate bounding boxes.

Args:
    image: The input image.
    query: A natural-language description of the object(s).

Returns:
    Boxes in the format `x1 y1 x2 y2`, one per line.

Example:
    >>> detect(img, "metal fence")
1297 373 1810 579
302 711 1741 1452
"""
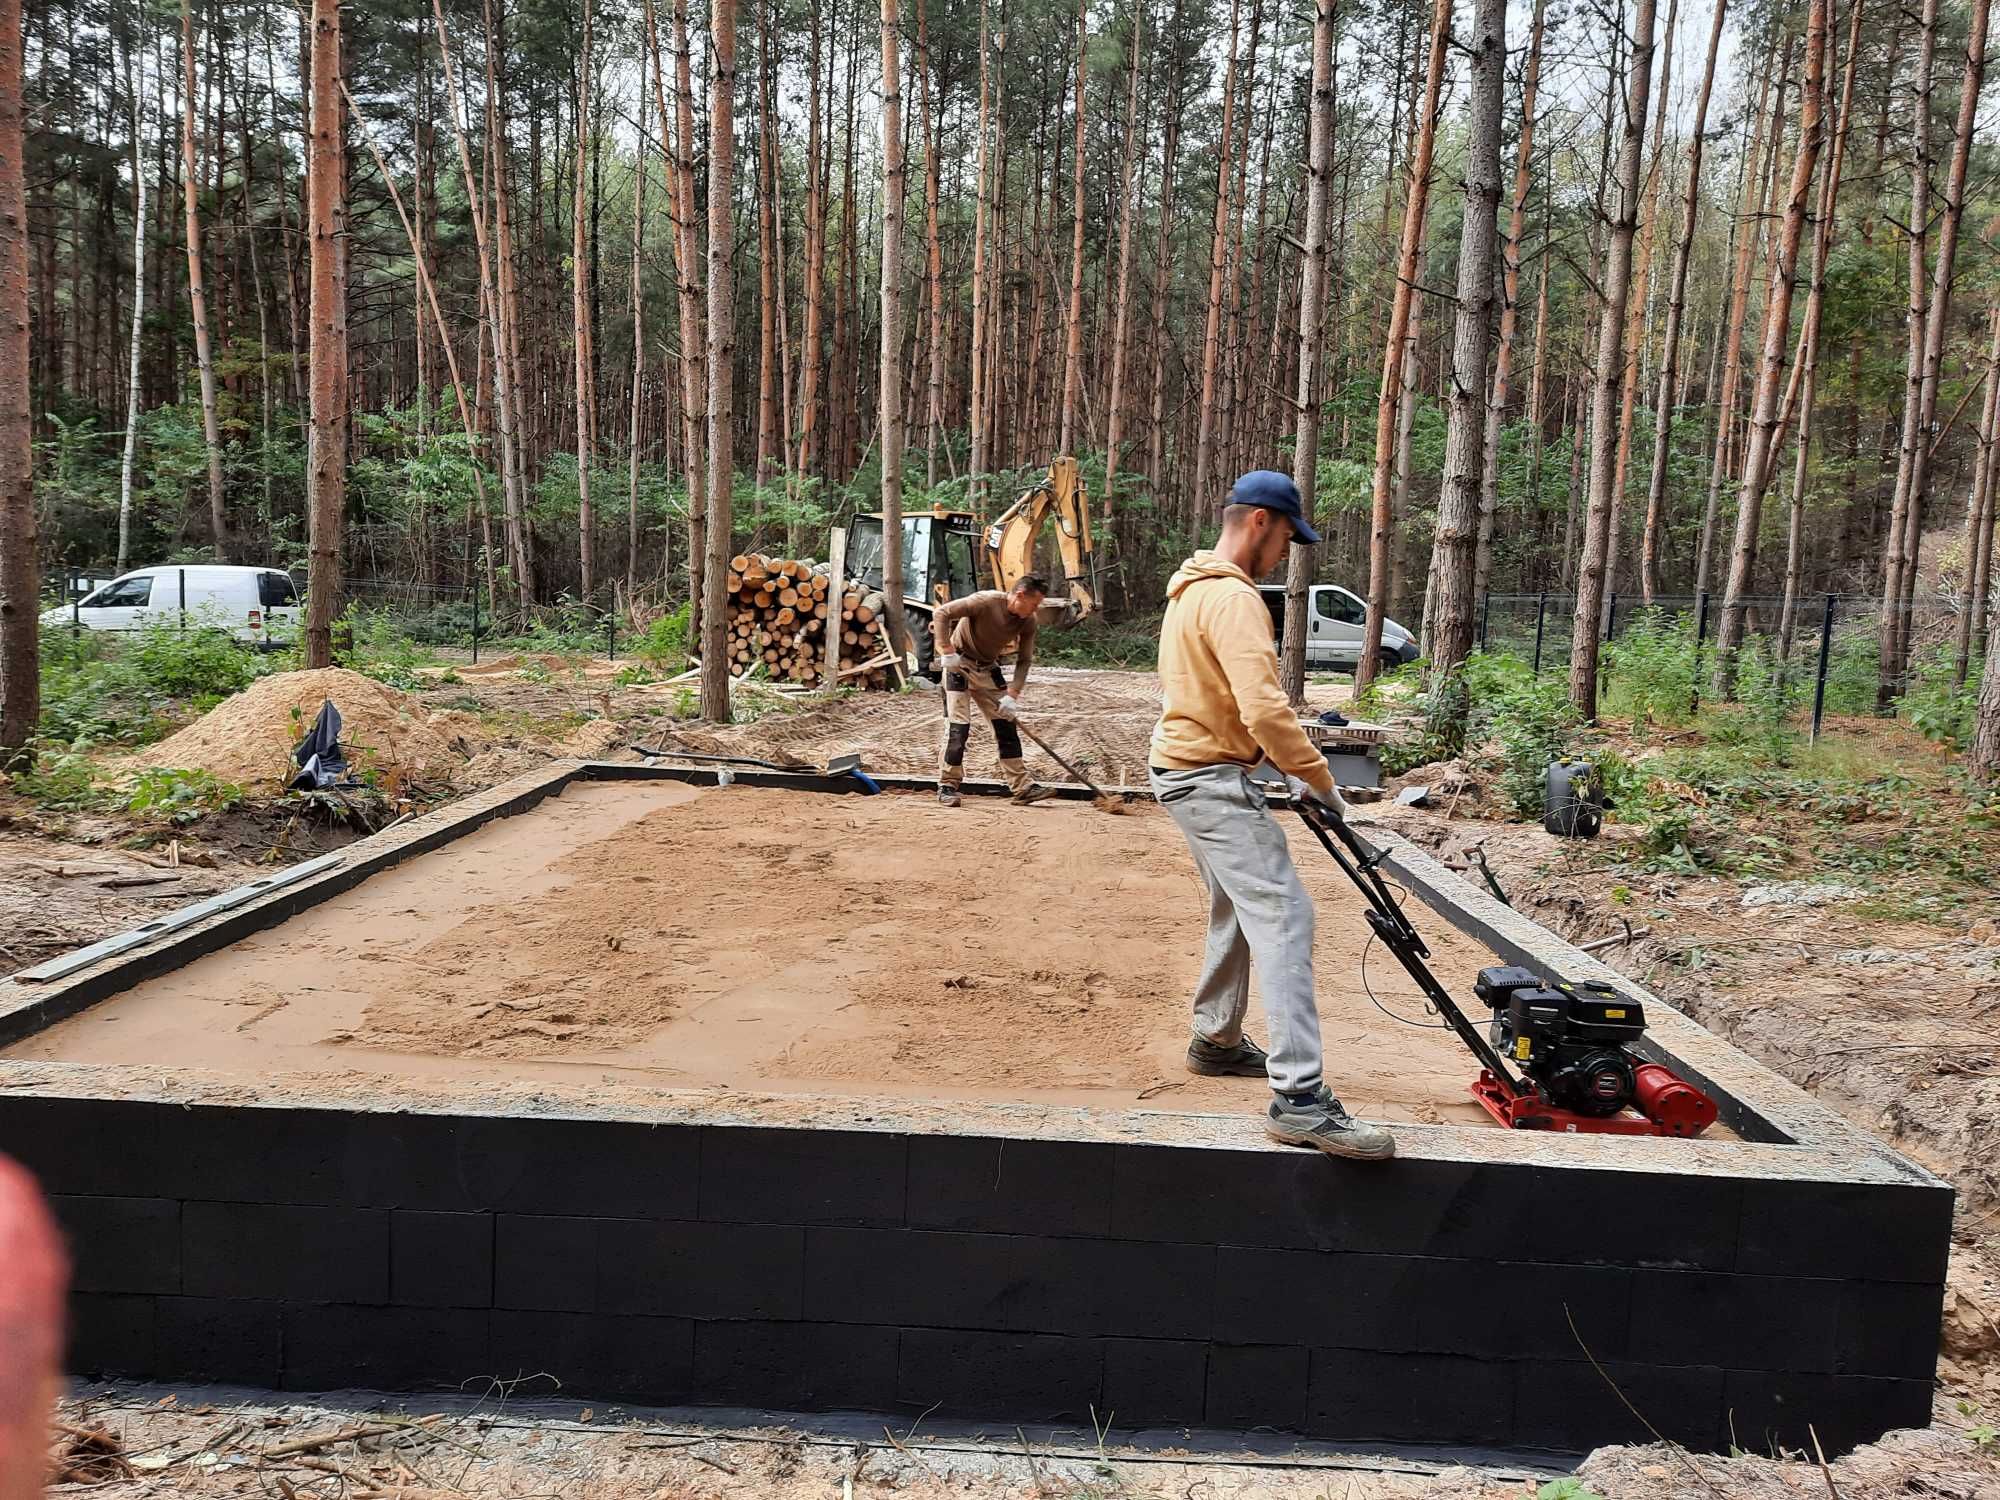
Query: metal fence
1478 590 1974 741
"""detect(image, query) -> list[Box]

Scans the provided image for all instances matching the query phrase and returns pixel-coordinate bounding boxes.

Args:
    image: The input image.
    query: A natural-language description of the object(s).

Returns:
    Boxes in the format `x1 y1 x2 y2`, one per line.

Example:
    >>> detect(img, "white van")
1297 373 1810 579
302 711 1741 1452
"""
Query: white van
1259 583 1420 675
43 565 302 646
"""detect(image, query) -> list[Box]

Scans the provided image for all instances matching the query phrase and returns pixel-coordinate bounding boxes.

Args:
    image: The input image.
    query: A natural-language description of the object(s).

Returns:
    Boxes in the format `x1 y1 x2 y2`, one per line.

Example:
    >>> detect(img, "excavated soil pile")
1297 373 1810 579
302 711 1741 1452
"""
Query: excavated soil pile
128 668 485 790
11 780 1494 1120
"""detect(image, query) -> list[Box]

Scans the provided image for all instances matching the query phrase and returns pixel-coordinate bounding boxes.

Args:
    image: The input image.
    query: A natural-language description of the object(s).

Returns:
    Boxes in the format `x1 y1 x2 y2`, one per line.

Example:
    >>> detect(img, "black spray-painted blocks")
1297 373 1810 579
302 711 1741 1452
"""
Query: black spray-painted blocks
4 1092 1948 1456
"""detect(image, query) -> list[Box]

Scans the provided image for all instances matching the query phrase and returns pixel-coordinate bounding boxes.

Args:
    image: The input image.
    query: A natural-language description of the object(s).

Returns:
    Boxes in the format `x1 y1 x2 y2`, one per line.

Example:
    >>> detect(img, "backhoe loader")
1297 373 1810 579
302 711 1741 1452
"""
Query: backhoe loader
848 457 1098 677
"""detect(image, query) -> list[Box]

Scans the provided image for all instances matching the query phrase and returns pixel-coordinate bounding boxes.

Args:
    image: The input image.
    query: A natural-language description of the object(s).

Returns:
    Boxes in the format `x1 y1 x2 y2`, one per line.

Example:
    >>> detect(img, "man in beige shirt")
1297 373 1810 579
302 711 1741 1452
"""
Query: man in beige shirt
934 577 1056 808
1150 470 1394 1161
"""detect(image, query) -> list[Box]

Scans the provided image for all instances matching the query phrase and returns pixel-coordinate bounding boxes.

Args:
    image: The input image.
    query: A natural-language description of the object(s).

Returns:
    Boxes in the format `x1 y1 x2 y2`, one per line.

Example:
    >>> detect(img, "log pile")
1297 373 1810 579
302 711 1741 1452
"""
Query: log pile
725 553 901 690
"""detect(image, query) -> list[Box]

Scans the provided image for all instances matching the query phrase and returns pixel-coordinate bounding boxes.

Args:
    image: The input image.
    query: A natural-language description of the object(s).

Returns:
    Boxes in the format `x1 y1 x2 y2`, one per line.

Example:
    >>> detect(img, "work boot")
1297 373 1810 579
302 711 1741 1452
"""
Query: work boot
1187 1033 1269 1078
1265 1090 1397 1161
938 787 961 808
1012 784 1057 806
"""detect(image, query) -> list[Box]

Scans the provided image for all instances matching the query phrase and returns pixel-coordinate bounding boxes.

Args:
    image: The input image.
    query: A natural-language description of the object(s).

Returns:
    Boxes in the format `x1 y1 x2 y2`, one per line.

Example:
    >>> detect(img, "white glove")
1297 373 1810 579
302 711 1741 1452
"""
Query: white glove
995 694 1022 719
940 652 964 671
1286 774 1349 821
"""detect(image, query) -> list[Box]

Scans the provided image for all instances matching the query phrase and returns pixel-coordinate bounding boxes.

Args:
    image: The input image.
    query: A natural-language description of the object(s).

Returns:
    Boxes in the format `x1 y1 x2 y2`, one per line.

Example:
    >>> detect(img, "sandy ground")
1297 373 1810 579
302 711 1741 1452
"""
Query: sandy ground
46 1389 2000 1500
8 781 1495 1123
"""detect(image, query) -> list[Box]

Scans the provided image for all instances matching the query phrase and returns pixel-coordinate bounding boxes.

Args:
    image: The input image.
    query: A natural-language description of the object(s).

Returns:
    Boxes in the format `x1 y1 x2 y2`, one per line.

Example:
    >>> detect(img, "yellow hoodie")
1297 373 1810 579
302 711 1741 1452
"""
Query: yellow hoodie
1149 551 1335 793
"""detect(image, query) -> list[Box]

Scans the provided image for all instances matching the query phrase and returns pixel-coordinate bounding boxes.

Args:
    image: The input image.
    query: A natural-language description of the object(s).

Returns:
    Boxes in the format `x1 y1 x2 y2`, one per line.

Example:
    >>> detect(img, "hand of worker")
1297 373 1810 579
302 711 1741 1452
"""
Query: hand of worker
940 652 964 671
995 695 1022 719
1285 774 1350 822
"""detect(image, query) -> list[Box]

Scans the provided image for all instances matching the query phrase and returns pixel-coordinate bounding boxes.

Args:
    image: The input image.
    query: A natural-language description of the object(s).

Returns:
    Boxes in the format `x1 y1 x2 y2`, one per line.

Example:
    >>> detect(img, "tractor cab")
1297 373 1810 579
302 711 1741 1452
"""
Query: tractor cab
849 509 985 609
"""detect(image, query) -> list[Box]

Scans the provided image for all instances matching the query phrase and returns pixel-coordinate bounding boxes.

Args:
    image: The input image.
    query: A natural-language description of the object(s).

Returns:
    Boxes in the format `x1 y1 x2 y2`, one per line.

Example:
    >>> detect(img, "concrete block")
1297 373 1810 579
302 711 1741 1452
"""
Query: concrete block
1100 1338 1208 1429
692 1319 902 1411
1835 1279 1947 1380
1722 1369 1935 1458
183 1202 388 1304
1306 1348 1514 1445
597 1219 805 1320
1513 1358 1724 1452
897 1328 1103 1421
490 1309 694 1405
66 1293 156 1378
907 1136 1114 1237
1204 1344 1308 1432
805 1228 1214 1340
494 1215 596 1312
51 1195 180 1295
700 1126 907 1227
282 1304 491 1392
1627 1271 1841 1374
390 1211 494 1309
156 1297 281 1387
1736 1180 1953 1283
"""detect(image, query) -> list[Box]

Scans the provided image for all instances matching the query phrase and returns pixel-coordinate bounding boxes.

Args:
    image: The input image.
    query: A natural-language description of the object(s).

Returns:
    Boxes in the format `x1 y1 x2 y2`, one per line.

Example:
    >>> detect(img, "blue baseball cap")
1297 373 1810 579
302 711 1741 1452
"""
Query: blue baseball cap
1228 470 1321 545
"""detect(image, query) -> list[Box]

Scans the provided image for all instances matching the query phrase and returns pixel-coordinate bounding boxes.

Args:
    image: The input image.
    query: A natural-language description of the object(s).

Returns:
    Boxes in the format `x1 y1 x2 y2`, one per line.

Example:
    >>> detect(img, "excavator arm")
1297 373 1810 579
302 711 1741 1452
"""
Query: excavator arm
981 456 1098 624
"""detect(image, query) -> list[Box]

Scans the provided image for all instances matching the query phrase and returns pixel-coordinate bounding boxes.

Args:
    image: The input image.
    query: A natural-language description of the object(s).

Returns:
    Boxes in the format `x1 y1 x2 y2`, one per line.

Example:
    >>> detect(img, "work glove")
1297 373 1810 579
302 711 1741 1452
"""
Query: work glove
940 652 964 671
995 695 1022 719
1286 774 1350 822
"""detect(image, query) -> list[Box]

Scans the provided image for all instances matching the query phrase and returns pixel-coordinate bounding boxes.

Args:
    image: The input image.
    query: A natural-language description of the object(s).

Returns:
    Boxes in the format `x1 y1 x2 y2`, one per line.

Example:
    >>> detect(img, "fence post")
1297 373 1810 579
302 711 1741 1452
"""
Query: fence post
1478 591 1491 650
1810 593 1837 745
608 609 616 661
1690 590 1710 716
71 571 81 641
470 568 481 665
1531 590 1547 674
178 567 187 634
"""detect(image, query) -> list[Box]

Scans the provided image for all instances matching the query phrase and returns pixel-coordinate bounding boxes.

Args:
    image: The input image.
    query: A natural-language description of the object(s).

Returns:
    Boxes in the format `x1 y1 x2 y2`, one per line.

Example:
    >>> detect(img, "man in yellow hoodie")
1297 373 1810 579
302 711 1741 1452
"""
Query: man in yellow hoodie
1150 470 1396 1161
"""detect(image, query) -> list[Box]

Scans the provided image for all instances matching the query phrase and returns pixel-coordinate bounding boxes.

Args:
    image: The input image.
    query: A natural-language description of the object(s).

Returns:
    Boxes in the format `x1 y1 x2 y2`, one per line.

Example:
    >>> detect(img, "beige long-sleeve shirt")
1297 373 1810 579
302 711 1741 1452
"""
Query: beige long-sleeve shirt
1148 551 1334 793
933 590 1037 693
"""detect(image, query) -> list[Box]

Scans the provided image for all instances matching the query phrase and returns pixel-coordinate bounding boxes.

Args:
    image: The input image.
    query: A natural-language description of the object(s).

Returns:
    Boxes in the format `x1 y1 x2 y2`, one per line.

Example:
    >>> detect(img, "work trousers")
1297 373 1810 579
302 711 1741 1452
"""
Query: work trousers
939 663 1032 794
1149 762 1324 1095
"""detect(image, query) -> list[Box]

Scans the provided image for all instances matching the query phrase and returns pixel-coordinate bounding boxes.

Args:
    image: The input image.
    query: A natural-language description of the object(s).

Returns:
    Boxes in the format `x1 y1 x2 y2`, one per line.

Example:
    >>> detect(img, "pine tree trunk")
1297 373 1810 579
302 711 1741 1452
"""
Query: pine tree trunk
626 80 649 597
1277 0 1337 705
1641 0 1727 602
1189 0 1242 515
754 0 779 522
1473 0 1546 608
119 17 148 574
1713 0 1828 697
1101 0 1144 507
1424 0 1505 717
180 0 228 558
1694 54 1777 602
1961 306 2000 688
1973 605 2000 775
915 0 946 486
1356 0 1449 694
699 0 737 722
0 0 33 755
1057 0 1088 457
572 0 595 601
1567 0 1659 719
671 0 708 621
1878 0 1941 707
966 0 992 505
879 0 909 656
482 0 535 608
305 0 346 671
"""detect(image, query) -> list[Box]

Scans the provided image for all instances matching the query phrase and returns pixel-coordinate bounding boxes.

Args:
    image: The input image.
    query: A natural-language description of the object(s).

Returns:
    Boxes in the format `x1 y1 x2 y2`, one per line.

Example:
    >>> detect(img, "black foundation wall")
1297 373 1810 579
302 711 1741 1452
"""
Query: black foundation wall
3 1093 1946 1456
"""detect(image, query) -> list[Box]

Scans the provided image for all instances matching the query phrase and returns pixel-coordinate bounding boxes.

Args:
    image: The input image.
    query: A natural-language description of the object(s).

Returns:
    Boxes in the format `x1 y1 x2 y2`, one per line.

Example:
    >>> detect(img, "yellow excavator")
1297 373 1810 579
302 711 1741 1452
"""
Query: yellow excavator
848 456 1098 677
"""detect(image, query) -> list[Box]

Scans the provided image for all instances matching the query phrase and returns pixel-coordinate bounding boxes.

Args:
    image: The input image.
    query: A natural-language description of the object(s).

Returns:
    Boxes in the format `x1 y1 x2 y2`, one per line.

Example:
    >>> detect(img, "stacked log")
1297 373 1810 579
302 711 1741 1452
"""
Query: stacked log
725 554 899 689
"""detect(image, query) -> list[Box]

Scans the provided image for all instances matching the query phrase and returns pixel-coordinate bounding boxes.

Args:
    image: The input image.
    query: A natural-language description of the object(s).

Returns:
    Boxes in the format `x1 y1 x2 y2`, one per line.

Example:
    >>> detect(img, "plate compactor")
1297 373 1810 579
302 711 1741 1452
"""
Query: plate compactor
1292 799 1718 1138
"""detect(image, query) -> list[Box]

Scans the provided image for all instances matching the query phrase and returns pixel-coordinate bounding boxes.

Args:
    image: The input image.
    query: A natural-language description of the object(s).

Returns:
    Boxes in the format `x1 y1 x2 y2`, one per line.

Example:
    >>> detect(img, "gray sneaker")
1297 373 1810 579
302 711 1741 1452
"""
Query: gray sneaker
938 787 961 808
1187 1033 1270 1078
1266 1090 1397 1161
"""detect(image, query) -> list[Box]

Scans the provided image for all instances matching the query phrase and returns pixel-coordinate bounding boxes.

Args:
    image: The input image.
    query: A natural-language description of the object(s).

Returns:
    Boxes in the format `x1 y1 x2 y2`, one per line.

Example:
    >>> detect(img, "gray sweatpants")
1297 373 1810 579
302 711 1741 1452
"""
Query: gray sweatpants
1150 763 1325 1095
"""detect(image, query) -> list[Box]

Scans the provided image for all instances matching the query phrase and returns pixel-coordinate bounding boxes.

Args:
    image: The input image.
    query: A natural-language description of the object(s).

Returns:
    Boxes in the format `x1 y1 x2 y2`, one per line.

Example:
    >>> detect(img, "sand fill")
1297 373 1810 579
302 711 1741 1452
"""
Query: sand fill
128 668 485 790
11 781 1500 1122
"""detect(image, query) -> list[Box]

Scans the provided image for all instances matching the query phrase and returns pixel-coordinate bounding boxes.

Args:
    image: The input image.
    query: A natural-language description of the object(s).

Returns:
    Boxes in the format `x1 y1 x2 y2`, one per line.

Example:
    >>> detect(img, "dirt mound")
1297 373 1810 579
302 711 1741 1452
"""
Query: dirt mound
129 668 483 791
